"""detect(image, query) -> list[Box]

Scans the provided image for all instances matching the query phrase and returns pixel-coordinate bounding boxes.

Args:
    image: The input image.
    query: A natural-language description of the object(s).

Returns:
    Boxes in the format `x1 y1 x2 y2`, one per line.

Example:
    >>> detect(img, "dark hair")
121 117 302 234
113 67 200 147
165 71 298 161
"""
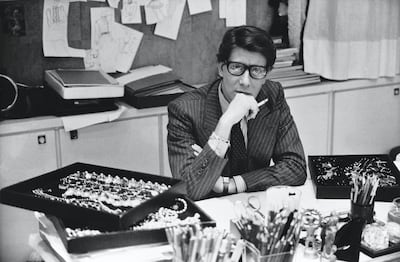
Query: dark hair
217 26 276 72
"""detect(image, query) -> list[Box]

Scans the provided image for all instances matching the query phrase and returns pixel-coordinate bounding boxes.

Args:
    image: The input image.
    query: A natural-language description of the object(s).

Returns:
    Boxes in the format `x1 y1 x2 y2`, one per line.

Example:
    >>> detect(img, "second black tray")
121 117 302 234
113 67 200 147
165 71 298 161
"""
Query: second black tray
308 154 400 201
40 195 216 254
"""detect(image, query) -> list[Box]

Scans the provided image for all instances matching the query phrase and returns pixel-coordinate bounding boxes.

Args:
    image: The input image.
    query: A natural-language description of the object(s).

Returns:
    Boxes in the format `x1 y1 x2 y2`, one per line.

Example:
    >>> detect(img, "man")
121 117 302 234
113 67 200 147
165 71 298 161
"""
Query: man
167 25 306 200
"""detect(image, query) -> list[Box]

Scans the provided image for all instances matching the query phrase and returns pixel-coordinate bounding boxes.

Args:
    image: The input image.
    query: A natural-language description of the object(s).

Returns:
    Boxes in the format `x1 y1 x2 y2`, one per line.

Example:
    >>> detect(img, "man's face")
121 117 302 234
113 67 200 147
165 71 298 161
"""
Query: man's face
218 47 267 103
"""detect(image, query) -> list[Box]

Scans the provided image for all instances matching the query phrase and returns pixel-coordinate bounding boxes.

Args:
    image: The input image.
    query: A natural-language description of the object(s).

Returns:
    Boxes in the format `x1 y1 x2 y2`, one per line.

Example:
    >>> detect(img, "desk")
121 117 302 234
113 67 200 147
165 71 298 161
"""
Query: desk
30 180 399 262
196 180 400 262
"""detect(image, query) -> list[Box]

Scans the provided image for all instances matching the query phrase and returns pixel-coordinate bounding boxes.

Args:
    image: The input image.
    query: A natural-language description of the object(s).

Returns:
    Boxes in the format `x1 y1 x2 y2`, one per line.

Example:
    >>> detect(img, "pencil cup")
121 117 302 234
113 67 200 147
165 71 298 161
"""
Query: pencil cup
350 201 374 224
244 241 295 262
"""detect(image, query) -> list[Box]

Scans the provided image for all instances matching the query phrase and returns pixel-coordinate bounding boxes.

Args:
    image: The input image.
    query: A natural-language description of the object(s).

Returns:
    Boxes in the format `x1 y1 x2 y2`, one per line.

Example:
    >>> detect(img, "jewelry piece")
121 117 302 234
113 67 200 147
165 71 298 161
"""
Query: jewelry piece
171 198 188 214
65 227 102 239
131 198 196 231
32 170 173 215
302 209 322 259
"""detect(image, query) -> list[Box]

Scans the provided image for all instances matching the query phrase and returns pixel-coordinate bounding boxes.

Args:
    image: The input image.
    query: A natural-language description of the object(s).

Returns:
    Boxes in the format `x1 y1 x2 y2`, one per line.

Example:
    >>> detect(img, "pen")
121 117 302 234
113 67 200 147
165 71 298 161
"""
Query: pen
257 98 269 108
230 239 245 262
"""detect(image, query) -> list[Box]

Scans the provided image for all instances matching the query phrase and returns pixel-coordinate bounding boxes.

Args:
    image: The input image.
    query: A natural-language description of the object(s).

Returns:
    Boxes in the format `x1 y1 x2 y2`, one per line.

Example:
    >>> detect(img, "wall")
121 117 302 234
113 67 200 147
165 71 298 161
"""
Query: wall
0 0 275 86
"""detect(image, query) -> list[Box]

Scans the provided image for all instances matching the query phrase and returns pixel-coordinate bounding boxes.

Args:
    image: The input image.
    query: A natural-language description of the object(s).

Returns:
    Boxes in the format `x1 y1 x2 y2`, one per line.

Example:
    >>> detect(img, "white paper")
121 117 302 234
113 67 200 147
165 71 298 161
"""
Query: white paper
144 0 169 24
107 0 120 8
42 0 86 57
121 0 142 24
219 0 226 18
61 105 126 131
225 0 246 27
187 0 212 15
196 198 235 231
154 0 185 40
113 23 144 72
116 64 172 85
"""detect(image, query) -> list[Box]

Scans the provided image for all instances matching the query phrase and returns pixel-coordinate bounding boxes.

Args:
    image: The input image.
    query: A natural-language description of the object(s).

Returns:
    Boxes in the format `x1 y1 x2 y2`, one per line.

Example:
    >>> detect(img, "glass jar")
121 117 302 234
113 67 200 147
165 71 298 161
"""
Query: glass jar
388 197 400 224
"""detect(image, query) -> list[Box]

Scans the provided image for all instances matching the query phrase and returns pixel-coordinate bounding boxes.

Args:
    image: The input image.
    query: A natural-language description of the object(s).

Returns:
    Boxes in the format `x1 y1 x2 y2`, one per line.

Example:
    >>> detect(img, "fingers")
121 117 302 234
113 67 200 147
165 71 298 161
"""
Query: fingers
230 93 259 121
247 104 259 120
191 144 202 156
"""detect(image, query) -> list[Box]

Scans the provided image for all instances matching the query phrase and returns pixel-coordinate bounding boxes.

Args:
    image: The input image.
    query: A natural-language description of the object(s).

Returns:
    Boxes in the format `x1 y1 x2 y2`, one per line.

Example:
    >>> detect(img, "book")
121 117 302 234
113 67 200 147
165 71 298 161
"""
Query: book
270 64 303 73
273 60 294 68
44 69 124 100
275 54 297 63
278 76 321 88
276 47 299 58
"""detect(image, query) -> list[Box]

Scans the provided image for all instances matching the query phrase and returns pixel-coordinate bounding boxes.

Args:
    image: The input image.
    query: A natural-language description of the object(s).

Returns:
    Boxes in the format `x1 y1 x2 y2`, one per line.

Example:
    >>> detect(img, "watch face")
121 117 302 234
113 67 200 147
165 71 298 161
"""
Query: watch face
0 74 18 112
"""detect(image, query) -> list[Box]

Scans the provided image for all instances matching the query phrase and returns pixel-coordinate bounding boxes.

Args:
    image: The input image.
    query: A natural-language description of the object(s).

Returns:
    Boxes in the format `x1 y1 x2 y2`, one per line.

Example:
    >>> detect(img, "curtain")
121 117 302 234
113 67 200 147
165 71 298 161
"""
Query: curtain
303 0 400 80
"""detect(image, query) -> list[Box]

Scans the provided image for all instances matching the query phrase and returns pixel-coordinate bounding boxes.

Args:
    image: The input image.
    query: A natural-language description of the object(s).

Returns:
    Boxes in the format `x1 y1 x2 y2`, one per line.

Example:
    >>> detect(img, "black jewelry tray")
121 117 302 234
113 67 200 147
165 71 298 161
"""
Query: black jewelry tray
361 240 400 258
0 162 186 231
308 154 400 201
39 195 216 254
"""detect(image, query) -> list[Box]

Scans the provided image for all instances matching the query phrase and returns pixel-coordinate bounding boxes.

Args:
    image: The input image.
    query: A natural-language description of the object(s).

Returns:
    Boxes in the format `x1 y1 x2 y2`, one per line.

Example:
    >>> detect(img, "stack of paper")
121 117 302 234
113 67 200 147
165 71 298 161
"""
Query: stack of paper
268 47 321 88
44 69 124 100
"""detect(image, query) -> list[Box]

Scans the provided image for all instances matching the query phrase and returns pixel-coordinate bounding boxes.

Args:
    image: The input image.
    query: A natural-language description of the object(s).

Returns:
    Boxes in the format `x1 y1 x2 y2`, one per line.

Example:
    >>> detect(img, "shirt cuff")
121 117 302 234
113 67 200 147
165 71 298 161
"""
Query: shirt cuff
233 175 247 193
208 132 230 158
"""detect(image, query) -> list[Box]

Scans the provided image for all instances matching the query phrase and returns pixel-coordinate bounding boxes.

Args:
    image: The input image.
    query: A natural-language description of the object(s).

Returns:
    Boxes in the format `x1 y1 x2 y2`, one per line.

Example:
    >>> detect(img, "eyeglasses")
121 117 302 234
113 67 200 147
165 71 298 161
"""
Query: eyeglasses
225 61 267 79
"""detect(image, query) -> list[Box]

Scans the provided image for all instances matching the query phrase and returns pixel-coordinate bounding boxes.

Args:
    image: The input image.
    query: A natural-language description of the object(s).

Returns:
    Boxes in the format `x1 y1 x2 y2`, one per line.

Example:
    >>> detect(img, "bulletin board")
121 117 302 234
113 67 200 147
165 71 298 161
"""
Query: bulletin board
0 0 275 86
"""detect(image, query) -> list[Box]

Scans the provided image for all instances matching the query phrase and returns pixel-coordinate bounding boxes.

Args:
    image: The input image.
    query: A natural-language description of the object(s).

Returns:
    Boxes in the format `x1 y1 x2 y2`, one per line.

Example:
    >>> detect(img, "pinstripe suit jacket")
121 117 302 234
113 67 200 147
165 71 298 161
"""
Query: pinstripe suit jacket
167 79 306 200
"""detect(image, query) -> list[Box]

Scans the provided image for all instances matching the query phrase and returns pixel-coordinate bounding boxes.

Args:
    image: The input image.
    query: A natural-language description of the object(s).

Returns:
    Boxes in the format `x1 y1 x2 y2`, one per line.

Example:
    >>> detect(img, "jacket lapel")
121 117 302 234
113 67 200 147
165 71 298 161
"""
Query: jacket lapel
203 80 222 134
247 83 275 159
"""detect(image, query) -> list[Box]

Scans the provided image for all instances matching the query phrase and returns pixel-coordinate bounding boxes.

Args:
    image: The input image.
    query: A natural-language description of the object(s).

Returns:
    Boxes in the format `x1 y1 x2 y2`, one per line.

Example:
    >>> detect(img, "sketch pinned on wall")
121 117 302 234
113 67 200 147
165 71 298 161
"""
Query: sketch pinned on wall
154 0 185 40
42 0 85 57
121 0 142 24
187 0 212 15
114 23 144 72
144 0 169 25
107 0 121 9
85 7 143 72
225 0 246 27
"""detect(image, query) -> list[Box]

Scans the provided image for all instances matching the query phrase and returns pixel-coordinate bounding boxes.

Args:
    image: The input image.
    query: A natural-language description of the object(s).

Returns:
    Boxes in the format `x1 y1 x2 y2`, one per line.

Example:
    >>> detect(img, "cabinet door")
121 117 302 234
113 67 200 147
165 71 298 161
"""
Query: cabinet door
286 93 330 158
59 117 160 175
0 131 58 262
333 85 400 154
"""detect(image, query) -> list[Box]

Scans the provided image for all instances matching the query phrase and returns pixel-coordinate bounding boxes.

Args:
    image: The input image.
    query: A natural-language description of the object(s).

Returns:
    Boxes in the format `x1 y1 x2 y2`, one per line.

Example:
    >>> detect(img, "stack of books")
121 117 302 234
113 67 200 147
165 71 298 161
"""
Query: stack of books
268 47 321 88
117 65 196 109
44 69 124 100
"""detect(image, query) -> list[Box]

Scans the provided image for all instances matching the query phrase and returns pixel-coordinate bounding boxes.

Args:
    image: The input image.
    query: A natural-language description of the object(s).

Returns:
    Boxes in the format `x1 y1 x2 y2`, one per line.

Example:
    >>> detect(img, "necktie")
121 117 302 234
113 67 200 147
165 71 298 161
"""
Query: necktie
229 122 248 176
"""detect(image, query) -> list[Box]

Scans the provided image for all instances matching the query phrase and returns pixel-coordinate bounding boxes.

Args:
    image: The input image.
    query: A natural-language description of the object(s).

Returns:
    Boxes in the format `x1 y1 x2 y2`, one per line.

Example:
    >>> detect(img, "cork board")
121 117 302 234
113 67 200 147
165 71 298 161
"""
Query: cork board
0 0 274 86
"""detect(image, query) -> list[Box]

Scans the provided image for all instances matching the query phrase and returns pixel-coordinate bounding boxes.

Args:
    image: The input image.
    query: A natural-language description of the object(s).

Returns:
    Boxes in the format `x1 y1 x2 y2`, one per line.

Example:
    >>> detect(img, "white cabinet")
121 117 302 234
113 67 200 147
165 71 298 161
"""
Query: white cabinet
332 85 400 154
0 130 58 262
59 117 161 175
286 93 331 157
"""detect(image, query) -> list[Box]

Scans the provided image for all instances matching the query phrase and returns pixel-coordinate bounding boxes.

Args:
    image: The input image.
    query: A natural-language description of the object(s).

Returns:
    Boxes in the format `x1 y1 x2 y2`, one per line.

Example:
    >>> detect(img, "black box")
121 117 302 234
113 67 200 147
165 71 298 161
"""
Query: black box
308 154 400 201
123 72 195 109
0 162 186 231
39 195 216 254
